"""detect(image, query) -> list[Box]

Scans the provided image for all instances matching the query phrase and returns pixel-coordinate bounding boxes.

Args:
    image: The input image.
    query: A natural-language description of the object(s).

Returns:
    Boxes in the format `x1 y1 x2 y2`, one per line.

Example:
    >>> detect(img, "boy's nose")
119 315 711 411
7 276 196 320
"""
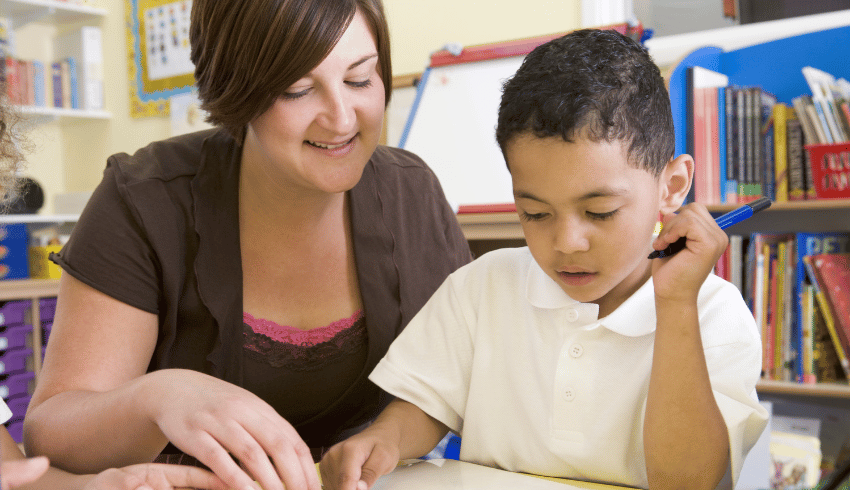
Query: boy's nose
553 218 590 254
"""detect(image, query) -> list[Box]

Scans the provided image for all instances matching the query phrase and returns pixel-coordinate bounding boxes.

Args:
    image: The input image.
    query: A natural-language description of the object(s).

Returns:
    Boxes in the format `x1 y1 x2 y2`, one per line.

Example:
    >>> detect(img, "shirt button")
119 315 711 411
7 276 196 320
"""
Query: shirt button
564 387 576 401
569 344 583 358
566 308 579 322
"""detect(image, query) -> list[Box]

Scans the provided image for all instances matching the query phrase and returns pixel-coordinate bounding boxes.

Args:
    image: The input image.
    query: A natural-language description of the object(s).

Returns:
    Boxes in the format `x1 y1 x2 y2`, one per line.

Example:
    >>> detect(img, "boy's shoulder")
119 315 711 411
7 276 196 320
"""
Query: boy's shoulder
448 246 534 291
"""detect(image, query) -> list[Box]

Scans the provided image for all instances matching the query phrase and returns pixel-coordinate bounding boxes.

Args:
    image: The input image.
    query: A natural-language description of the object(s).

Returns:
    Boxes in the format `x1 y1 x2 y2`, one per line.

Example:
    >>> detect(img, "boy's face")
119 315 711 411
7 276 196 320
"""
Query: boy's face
507 134 663 318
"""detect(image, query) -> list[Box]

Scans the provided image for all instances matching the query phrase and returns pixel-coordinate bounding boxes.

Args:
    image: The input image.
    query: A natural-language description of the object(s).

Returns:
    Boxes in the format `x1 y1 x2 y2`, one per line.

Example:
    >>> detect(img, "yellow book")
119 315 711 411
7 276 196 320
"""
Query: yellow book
773 103 790 202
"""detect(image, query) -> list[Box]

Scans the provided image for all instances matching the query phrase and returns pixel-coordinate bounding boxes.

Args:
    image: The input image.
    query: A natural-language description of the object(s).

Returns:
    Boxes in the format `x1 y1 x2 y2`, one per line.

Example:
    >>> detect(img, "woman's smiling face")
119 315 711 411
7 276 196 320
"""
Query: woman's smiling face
242 10 385 195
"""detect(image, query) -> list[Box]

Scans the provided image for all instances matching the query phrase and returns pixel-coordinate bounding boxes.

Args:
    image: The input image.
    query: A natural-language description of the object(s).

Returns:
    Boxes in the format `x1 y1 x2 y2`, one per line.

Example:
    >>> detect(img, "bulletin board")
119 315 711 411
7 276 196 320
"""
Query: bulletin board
125 0 195 117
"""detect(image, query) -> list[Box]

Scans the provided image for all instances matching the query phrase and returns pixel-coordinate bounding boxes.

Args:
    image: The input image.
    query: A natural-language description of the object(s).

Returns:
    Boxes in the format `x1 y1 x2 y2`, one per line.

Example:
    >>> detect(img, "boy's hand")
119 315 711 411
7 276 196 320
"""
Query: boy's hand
83 463 229 490
319 429 400 490
651 203 728 302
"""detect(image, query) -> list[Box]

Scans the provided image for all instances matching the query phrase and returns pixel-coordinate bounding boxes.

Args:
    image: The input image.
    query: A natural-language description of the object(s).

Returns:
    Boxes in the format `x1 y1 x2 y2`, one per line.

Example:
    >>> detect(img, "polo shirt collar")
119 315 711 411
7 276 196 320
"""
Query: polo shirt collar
525 257 656 337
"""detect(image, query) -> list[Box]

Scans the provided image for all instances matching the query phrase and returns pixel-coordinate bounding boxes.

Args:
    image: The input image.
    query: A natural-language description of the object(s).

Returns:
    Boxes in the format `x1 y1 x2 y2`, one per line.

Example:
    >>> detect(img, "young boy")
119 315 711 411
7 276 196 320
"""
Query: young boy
320 29 768 490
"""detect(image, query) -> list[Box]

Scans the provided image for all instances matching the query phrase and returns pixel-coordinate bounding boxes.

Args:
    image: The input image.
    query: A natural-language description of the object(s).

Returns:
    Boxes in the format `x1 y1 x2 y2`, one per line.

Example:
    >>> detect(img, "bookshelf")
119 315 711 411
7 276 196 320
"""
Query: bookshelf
1 0 110 122
0 0 106 25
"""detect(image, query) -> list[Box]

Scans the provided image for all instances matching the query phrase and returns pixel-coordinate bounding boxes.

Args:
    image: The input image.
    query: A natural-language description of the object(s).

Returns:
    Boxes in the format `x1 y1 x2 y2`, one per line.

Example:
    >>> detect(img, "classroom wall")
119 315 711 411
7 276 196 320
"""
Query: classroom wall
16 0 580 213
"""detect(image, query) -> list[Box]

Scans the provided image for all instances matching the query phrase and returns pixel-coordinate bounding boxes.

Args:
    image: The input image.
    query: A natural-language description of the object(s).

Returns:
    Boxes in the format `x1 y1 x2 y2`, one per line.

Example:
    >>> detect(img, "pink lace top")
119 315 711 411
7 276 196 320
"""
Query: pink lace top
242 309 367 371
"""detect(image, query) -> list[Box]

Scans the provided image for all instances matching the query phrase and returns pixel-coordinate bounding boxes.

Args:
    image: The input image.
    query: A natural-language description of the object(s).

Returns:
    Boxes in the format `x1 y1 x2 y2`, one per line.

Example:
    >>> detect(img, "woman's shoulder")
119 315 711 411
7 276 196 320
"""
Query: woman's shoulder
107 128 234 184
370 145 428 168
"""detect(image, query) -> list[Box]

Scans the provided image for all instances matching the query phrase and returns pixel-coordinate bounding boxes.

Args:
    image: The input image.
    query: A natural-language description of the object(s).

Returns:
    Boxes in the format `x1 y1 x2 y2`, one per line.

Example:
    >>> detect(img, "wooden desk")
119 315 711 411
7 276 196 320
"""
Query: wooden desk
368 459 630 489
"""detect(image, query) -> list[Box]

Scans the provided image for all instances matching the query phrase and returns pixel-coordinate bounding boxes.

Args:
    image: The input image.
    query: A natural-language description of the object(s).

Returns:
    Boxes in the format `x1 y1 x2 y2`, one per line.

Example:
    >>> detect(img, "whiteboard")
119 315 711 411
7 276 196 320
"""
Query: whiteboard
400 55 526 210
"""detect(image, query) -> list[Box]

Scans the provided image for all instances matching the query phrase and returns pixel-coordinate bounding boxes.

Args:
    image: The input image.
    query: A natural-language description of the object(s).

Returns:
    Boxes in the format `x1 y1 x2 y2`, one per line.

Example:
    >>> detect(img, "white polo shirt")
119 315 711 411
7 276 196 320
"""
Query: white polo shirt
370 247 768 488
1 398 12 424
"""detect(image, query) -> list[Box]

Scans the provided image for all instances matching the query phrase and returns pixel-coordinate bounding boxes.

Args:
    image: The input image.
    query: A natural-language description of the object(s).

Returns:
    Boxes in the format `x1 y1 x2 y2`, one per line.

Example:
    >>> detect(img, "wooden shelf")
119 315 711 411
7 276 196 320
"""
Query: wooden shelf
0 278 59 301
706 198 850 213
757 380 850 399
0 0 106 26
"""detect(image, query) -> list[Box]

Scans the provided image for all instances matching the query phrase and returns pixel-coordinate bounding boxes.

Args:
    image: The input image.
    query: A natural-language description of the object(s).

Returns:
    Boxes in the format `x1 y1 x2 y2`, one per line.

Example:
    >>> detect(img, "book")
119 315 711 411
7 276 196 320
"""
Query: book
810 290 846 384
793 233 850 382
804 255 850 380
60 59 71 109
31 60 46 107
724 86 738 203
808 253 850 373
54 26 104 111
51 61 63 108
66 57 79 109
802 66 847 143
786 118 805 201
687 67 728 204
5 57 22 105
773 103 791 202
800 284 815 383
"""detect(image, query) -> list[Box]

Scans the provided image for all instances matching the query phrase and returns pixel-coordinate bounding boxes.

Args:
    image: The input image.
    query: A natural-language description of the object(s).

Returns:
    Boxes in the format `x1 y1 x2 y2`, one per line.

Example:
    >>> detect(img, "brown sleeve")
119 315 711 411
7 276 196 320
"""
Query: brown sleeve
50 158 162 314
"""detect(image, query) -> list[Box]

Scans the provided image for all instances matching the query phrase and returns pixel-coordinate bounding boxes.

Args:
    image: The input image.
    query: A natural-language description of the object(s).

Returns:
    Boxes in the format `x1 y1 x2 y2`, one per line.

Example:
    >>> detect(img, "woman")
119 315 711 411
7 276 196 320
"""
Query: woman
23 1 472 490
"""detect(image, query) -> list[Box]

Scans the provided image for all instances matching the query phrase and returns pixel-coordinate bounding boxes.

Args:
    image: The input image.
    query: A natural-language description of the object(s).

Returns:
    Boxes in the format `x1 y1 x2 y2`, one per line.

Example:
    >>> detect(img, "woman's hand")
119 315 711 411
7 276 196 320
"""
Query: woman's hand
141 369 321 490
1 456 50 490
82 463 228 490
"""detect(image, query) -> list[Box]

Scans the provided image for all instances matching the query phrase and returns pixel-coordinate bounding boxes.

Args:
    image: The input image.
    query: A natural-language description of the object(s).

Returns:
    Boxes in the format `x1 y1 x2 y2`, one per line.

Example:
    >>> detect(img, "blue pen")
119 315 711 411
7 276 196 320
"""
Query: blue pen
648 197 772 259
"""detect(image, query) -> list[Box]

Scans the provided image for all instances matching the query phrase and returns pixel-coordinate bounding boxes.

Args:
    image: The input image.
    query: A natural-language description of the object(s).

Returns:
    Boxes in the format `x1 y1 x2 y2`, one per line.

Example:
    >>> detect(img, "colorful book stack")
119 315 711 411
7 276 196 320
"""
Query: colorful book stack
669 27 850 205
1 25 103 112
714 232 850 384
684 65 850 205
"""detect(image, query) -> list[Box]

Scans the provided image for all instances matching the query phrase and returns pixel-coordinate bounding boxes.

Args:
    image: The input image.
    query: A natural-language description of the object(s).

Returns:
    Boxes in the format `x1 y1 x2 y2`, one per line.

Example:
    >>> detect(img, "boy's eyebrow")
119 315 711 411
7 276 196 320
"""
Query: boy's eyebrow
514 186 629 203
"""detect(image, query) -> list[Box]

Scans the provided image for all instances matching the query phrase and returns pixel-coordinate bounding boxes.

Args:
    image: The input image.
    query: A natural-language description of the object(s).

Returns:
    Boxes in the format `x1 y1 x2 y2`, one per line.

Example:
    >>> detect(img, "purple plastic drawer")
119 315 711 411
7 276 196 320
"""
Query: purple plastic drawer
0 324 33 351
0 370 35 399
39 297 57 322
6 394 30 418
5 419 23 443
0 300 29 326
0 348 32 375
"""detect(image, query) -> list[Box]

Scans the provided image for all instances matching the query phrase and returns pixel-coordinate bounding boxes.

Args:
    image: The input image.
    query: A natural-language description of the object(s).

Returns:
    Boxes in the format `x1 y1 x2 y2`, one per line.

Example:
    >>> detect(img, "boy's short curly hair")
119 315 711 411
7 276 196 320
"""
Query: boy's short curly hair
496 28 674 177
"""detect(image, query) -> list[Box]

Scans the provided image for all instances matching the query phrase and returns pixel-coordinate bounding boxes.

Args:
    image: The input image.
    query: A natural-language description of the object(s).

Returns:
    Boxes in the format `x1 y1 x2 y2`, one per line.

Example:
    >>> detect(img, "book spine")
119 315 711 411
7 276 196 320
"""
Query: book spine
787 118 806 201
774 104 789 202
737 88 747 199
725 86 738 203
66 57 79 109
32 60 45 107
51 62 63 108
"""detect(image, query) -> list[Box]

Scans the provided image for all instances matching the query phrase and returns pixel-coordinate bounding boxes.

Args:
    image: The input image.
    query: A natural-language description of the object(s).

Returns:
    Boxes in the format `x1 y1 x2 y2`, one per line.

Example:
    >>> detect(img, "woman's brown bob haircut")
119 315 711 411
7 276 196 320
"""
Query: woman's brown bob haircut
190 0 392 144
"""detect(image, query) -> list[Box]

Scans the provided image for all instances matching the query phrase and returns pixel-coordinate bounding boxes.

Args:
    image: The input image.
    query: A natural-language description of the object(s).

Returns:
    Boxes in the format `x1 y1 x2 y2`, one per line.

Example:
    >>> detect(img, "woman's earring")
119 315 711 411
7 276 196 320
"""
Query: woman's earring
653 212 663 235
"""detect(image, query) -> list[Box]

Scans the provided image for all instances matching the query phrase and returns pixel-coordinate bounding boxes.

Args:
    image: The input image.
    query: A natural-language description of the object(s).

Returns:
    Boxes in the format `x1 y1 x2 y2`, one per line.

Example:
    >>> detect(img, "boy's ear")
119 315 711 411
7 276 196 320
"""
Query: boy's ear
659 153 693 214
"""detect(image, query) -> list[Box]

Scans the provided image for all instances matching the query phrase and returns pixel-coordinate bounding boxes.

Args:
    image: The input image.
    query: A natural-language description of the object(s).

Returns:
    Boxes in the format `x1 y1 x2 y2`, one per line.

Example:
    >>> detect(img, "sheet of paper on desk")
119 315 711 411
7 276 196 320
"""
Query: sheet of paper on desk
371 459 625 490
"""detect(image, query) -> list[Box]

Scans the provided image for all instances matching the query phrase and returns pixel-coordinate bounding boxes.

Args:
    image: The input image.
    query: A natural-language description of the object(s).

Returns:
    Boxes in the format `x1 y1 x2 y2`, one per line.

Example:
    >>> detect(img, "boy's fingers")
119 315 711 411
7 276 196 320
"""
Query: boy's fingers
357 448 396 489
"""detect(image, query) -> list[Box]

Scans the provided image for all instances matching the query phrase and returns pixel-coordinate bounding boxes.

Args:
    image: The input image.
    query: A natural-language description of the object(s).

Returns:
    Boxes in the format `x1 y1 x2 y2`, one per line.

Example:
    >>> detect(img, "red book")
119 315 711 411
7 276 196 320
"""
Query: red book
693 87 708 204
809 253 850 361
5 57 22 105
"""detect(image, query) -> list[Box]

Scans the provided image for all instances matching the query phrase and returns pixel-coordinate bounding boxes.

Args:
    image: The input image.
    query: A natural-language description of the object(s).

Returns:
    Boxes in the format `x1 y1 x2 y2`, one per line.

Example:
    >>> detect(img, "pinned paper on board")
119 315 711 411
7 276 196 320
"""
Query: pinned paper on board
126 0 195 117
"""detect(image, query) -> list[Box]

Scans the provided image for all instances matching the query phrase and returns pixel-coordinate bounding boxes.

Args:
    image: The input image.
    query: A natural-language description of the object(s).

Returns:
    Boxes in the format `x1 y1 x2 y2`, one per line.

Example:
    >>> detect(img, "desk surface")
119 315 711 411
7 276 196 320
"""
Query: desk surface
369 459 630 489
